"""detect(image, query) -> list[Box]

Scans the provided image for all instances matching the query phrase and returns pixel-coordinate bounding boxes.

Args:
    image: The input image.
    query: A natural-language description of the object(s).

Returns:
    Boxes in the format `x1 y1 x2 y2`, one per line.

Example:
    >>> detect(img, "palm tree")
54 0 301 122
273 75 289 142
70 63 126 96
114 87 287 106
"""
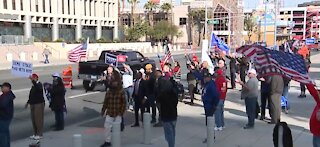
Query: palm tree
160 3 172 21
127 0 139 27
188 9 205 46
144 1 157 26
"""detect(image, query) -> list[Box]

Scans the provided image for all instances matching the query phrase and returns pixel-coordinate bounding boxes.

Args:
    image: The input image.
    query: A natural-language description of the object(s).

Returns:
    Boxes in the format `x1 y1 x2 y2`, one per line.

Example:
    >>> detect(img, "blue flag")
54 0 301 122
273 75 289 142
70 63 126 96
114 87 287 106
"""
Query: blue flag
210 32 229 52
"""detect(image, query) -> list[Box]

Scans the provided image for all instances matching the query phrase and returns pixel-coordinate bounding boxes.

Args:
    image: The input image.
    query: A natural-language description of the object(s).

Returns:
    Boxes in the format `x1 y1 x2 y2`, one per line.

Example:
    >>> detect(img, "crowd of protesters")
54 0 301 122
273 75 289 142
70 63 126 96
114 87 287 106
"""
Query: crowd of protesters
0 39 320 147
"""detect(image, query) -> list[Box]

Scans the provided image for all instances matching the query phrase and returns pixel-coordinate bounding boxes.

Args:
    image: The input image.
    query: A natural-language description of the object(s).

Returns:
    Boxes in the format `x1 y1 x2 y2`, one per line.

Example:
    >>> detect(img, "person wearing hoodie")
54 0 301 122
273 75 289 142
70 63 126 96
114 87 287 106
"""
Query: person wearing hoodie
202 73 220 143
214 69 228 131
49 73 66 131
26 73 45 140
0 82 15 147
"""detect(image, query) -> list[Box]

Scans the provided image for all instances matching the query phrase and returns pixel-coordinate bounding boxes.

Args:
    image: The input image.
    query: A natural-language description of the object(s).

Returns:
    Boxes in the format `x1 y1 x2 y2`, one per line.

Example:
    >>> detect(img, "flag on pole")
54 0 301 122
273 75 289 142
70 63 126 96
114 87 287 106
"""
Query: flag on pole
237 45 312 84
163 50 172 63
68 38 89 62
210 32 230 53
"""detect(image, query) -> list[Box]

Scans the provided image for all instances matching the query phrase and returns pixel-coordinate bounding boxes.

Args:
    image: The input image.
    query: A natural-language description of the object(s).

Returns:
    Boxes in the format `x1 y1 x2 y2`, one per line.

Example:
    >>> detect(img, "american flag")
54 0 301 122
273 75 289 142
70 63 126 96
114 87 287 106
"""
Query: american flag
237 45 313 84
163 50 172 63
68 38 89 62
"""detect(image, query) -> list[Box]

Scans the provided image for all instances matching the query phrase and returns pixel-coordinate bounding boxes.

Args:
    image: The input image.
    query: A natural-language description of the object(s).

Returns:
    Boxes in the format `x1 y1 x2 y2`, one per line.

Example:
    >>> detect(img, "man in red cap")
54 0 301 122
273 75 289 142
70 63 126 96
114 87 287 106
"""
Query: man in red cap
26 73 45 140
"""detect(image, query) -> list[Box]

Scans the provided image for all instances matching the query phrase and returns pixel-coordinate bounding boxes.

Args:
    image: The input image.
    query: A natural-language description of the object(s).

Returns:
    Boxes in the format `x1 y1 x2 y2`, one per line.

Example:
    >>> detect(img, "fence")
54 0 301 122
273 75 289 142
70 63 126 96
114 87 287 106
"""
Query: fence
0 35 34 45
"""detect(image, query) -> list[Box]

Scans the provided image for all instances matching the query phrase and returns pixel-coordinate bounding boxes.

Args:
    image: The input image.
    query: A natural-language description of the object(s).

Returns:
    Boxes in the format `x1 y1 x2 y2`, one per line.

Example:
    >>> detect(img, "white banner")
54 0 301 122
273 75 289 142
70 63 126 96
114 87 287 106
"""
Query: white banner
11 60 33 77
201 40 215 74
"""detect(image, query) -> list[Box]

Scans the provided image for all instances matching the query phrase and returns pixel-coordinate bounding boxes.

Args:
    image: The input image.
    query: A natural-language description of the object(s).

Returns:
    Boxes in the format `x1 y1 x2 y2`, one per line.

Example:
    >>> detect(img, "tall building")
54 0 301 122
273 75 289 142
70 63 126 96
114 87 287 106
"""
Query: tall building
0 0 118 42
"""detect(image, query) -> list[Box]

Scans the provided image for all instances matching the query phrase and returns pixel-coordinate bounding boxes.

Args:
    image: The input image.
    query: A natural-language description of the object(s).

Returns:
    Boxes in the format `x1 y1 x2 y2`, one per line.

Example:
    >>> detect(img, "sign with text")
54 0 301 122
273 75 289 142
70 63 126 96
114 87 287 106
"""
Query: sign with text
117 55 127 63
306 38 316 45
105 53 117 66
11 60 33 77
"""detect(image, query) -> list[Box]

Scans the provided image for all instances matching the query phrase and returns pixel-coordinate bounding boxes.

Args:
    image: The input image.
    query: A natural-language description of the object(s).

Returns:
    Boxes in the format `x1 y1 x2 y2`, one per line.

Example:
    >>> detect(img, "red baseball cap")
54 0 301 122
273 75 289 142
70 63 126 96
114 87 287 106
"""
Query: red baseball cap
31 73 39 79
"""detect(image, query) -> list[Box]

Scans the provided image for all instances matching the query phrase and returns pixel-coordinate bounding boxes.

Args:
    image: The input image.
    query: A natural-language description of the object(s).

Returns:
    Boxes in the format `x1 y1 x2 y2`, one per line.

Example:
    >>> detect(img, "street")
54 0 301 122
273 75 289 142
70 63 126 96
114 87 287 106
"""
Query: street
2 54 194 141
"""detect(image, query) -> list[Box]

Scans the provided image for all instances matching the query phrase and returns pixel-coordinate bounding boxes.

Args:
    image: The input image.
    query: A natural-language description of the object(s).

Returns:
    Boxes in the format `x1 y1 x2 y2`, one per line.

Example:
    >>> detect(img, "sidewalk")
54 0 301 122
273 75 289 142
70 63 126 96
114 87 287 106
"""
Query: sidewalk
0 50 197 70
11 86 313 147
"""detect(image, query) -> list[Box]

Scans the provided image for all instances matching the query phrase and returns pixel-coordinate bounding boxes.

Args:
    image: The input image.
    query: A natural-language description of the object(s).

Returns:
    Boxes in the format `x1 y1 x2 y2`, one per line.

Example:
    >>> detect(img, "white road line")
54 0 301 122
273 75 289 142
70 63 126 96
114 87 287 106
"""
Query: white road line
12 88 30 93
68 92 100 99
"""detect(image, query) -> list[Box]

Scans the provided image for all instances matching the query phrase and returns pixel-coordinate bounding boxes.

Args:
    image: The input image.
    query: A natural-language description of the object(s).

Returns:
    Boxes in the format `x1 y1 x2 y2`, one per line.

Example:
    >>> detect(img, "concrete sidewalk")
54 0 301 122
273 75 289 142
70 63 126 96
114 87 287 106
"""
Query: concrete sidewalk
11 87 313 147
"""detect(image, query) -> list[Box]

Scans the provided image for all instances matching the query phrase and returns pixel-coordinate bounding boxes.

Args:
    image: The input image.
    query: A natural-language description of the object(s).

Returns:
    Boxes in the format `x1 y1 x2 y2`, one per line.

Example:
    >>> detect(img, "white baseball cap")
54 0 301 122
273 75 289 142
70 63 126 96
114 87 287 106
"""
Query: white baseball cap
248 69 257 75
52 72 60 78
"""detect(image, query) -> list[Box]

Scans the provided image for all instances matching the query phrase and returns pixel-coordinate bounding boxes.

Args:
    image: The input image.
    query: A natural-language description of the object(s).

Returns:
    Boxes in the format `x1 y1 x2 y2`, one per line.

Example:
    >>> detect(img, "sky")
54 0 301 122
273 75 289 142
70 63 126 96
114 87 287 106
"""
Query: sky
244 0 314 9
137 0 314 8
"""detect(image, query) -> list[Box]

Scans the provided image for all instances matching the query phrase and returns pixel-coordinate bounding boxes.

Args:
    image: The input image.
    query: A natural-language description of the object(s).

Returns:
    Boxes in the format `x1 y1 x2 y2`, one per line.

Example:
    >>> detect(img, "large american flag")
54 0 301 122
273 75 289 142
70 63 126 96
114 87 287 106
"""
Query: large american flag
237 45 313 84
68 38 89 62
163 50 172 63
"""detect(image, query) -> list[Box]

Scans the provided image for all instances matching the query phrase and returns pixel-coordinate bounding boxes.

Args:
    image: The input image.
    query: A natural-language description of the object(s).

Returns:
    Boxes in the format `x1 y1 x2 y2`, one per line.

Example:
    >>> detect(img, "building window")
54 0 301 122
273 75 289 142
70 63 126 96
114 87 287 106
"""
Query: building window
280 11 284 15
288 11 291 14
179 18 187 25
3 0 7 9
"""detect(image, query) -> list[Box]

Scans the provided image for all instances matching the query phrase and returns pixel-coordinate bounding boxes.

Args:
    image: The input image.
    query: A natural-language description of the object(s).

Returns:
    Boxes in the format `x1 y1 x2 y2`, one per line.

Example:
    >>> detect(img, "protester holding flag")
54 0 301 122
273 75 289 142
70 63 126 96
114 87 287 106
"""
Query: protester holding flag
226 53 237 89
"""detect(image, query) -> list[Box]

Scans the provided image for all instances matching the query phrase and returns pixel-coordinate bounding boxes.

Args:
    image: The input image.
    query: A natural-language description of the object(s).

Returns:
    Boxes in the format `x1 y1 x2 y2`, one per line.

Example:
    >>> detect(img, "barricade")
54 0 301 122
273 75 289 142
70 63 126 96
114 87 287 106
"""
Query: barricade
62 66 73 88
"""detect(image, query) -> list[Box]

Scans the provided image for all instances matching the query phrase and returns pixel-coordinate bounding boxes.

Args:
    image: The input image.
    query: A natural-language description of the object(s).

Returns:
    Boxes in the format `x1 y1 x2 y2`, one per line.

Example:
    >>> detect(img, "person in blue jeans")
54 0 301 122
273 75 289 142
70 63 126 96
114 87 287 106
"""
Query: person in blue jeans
214 69 227 131
201 73 219 142
157 65 178 147
0 82 16 147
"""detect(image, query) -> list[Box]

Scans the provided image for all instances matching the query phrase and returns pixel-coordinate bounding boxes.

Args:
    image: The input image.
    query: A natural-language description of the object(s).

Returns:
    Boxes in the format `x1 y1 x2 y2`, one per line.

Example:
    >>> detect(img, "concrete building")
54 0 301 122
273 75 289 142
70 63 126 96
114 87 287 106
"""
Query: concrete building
0 0 118 42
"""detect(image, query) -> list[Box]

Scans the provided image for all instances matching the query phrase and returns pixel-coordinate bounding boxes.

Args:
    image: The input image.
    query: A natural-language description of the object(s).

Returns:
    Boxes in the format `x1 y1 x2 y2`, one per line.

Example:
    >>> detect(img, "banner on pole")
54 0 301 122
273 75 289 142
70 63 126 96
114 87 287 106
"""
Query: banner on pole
11 60 33 77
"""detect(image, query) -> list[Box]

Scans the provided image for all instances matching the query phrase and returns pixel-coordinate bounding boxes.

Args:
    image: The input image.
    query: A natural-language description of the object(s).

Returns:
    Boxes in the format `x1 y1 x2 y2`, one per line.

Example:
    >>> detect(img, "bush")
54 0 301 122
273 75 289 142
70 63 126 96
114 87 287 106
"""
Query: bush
55 38 65 42
113 38 120 43
97 38 112 43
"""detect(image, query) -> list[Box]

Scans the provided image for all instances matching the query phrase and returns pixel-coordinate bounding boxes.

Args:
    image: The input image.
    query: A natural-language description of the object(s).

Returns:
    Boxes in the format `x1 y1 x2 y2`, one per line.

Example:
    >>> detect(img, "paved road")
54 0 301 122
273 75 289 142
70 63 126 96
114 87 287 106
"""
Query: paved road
3 54 196 141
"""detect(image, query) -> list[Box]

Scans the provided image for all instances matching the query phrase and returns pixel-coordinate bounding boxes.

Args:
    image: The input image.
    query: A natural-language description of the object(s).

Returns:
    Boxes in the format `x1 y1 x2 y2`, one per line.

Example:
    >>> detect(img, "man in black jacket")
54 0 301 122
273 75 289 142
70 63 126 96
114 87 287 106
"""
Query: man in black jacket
131 72 146 127
0 82 15 147
226 53 237 89
26 74 45 140
158 64 178 147
49 73 66 131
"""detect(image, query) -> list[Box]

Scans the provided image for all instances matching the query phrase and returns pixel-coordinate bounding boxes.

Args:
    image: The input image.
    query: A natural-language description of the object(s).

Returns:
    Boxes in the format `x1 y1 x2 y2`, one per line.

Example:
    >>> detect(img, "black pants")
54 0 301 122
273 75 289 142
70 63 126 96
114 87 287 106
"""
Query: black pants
54 110 64 129
230 71 236 88
188 84 195 103
156 102 162 122
260 92 271 118
245 97 257 127
240 69 246 83
134 99 144 124
204 108 214 126
300 83 306 95
145 95 156 121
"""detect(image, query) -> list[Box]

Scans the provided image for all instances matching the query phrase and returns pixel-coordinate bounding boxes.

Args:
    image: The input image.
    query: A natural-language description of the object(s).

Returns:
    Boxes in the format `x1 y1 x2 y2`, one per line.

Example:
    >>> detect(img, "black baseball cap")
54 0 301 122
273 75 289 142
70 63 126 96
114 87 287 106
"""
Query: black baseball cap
0 82 12 89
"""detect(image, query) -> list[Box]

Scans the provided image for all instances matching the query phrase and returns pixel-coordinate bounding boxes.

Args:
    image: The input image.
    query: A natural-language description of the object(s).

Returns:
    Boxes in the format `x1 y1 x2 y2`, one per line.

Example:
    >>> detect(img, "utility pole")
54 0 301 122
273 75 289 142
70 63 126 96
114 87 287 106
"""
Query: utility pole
205 5 208 39
274 0 278 49
263 0 267 44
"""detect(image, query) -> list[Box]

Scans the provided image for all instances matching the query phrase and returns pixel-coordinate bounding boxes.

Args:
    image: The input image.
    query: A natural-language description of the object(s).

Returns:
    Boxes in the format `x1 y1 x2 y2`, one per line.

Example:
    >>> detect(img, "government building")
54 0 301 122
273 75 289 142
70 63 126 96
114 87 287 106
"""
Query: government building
0 0 118 42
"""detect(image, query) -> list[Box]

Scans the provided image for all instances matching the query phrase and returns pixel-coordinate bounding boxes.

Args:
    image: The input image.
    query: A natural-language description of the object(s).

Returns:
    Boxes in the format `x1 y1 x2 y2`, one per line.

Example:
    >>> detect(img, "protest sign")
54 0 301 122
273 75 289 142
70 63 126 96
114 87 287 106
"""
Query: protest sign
11 60 33 77
105 53 118 66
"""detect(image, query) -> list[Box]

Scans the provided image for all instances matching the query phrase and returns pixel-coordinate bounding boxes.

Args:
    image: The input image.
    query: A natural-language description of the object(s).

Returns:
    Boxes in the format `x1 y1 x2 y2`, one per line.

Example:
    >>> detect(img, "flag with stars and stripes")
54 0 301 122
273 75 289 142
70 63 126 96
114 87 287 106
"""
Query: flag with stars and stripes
237 45 313 84
163 50 172 63
68 38 89 62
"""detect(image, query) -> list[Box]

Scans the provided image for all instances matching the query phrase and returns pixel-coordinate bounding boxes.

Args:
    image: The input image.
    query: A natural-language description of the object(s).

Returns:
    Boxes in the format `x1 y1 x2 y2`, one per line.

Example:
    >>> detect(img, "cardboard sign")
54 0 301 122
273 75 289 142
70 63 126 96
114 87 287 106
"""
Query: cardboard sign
105 53 117 66
306 38 316 45
117 55 127 63
11 60 33 77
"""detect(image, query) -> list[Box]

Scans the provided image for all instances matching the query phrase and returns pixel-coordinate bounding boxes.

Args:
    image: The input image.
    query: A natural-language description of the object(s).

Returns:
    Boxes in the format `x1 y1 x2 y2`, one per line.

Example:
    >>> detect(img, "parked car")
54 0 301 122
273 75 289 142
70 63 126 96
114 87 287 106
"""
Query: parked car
78 50 156 91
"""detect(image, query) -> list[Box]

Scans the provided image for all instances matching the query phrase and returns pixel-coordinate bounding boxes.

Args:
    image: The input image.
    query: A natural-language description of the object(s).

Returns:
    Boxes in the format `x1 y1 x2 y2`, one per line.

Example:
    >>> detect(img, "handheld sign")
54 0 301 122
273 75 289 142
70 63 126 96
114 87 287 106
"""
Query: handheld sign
105 53 117 66
11 60 33 77
117 55 127 63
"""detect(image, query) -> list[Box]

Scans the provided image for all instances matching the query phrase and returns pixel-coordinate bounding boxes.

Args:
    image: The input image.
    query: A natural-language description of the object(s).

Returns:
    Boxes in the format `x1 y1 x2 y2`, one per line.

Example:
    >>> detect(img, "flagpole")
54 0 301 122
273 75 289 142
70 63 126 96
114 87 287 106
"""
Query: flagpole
85 37 89 62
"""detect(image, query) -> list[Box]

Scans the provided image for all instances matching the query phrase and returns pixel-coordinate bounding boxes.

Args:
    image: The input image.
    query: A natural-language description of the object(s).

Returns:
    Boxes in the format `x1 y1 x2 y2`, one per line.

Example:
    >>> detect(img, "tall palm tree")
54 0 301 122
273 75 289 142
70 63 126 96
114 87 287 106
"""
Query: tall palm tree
188 9 205 46
160 3 172 21
127 0 139 27
144 1 157 27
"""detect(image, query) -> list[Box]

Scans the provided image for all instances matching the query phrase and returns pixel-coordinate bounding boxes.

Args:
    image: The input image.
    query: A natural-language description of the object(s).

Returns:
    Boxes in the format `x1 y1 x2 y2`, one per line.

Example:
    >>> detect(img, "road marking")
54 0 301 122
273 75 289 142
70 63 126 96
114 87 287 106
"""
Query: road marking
12 88 30 93
68 92 100 99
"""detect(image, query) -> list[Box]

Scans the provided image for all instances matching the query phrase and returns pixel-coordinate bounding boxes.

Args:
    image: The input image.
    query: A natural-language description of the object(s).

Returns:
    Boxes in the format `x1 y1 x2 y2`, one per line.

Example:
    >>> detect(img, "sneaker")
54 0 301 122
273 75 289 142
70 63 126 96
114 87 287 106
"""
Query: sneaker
202 138 207 143
153 122 163 127
243 125 254 129
129 105 134 111
214 127 223 131
33 136 43 140
100 142 111 147
29 135 36 139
